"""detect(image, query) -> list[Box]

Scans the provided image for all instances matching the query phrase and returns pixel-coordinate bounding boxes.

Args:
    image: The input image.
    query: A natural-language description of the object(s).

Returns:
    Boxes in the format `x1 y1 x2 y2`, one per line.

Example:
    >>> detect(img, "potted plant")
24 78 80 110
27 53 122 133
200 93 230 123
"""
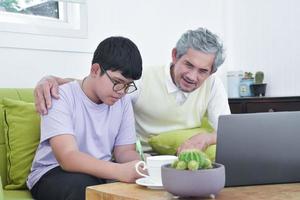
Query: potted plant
250 71 267 96
239 72 254 97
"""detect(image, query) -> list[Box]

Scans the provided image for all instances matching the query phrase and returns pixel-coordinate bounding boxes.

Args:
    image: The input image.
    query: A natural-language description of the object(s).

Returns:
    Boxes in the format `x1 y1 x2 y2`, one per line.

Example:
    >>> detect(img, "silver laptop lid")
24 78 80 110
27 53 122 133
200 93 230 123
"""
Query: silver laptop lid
216 111 300 187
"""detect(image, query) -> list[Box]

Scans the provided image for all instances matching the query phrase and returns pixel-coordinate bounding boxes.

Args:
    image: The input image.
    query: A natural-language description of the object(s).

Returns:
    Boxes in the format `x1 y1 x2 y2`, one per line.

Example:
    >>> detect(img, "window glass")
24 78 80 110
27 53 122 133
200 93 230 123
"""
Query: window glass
0 0 60 19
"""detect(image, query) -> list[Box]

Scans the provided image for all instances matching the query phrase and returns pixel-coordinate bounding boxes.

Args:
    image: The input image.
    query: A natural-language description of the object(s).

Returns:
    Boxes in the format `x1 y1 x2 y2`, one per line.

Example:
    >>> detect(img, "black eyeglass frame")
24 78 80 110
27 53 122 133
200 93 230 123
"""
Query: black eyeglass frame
100 66 137 94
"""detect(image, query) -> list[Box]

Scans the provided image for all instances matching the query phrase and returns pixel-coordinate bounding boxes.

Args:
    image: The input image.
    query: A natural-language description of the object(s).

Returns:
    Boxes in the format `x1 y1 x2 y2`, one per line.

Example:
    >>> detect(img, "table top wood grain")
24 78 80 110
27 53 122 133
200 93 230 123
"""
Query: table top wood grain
86 182 300 200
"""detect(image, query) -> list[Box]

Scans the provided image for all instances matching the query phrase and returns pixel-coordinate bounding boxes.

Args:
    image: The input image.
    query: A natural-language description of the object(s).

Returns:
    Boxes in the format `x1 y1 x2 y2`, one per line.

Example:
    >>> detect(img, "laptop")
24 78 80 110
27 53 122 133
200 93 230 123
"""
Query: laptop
216 111 300 187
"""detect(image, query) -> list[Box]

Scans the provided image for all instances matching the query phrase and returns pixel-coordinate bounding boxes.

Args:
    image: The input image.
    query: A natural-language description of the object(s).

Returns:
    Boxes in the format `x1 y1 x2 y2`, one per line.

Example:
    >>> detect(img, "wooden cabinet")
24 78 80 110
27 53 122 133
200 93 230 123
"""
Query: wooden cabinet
228 96 300 114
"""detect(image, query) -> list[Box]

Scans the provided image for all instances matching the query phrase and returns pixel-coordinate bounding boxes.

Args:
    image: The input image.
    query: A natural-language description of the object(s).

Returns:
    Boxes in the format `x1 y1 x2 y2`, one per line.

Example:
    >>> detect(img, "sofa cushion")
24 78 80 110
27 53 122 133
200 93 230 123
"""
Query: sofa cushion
148 128 216 161
148 116 216 161
2 98 40 190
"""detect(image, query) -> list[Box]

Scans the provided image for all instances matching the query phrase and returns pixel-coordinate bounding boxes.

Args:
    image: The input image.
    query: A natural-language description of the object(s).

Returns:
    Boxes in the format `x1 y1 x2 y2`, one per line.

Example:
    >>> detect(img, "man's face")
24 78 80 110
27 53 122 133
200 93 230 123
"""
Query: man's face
171 48 215 93
92 64 134 105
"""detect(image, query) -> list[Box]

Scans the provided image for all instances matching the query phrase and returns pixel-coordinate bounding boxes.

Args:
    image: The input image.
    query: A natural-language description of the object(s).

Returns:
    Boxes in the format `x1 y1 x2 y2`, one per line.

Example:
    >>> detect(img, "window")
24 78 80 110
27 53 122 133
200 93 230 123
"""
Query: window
0 0 87 38
0 0 60 19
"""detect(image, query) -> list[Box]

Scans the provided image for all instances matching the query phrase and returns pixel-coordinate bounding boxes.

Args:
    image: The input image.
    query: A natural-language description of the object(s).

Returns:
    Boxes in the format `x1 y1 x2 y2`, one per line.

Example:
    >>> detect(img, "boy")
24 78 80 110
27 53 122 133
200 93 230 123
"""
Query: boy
27 36 143 200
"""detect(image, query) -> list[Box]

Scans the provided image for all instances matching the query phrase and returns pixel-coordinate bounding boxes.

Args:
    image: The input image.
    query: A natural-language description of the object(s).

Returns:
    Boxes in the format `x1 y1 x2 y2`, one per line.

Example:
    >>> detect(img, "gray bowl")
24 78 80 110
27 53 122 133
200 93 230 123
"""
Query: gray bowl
161 163 225 197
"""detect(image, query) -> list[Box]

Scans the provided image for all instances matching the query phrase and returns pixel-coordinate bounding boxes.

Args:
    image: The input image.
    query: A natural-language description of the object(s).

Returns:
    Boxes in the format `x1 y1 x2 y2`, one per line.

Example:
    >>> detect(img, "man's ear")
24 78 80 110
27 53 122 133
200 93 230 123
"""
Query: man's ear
171 48 178 64
90 63 101 78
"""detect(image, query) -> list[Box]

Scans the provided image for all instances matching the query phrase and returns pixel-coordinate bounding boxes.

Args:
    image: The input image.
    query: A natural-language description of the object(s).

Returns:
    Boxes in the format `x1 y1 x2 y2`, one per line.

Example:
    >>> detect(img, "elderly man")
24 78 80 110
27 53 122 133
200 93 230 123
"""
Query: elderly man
34 28 230 153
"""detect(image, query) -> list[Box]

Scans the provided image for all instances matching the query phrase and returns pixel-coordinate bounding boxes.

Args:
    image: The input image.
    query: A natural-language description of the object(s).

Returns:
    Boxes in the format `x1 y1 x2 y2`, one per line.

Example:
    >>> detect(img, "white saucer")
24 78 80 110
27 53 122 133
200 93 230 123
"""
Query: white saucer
135 177 164 190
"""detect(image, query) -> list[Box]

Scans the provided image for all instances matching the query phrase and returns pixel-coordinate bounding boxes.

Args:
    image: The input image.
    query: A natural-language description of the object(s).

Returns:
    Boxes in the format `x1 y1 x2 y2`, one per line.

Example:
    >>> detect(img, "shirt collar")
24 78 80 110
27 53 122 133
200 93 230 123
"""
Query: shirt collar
164 63 189 98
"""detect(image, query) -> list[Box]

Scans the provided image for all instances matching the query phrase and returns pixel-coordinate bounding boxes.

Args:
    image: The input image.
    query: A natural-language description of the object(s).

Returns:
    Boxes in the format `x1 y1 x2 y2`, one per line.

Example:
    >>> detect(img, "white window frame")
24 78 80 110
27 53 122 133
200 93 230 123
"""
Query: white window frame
0 1 87 38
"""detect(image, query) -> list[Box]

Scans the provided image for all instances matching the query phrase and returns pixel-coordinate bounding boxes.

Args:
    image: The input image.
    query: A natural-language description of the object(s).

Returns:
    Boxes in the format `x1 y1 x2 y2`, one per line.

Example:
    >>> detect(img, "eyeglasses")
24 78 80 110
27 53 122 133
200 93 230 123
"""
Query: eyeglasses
101 66 137 94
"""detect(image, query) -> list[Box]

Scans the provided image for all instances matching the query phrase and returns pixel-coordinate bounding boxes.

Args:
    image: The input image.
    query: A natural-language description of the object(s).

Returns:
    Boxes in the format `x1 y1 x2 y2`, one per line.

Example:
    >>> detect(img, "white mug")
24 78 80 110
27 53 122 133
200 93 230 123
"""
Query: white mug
135 155 177 184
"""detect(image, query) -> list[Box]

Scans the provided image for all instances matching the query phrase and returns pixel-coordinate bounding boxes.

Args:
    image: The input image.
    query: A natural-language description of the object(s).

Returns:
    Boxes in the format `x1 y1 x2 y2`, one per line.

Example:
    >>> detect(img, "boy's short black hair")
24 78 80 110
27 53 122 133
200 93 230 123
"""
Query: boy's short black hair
92 36 142 80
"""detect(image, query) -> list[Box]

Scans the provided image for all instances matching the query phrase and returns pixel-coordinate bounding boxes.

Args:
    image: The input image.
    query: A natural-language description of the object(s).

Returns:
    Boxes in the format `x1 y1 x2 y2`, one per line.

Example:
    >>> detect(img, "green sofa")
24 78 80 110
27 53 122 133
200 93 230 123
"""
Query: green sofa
0 88 34 200
0 88 215 200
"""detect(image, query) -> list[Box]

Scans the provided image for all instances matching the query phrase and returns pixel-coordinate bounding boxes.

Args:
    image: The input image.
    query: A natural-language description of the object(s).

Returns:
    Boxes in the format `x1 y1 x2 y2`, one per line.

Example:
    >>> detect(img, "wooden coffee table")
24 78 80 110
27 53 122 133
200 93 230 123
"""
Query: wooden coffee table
86 182 300 200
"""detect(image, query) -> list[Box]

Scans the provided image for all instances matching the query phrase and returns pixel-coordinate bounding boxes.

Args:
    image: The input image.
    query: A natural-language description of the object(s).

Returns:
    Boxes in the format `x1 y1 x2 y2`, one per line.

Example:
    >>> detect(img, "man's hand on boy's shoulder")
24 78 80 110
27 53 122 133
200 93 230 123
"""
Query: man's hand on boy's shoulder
34 76 73 115
34 75 60 115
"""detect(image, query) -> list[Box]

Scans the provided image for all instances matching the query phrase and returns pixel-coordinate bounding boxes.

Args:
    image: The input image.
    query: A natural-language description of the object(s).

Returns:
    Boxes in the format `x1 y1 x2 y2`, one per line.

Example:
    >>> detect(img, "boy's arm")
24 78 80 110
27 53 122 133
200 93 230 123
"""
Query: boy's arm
113 144 141 163
50 134 141 183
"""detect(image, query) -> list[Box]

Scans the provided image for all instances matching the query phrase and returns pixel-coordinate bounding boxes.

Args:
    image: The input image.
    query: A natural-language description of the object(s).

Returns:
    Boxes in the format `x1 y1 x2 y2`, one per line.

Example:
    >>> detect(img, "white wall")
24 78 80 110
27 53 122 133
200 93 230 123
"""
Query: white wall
0 0 225 88
225 0 300 96
0 47 91 87
1 0 300 97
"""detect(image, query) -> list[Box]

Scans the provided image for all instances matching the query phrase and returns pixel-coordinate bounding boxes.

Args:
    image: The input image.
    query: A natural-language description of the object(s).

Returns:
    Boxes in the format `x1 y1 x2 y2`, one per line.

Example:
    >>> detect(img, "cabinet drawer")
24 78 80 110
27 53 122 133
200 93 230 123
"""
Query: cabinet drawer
229 102 244 114
246 102 300 113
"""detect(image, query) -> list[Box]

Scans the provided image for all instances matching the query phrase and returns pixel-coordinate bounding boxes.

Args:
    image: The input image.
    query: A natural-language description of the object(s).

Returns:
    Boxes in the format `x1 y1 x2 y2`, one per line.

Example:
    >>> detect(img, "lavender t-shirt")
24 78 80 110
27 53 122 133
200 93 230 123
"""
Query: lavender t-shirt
27 81 136 189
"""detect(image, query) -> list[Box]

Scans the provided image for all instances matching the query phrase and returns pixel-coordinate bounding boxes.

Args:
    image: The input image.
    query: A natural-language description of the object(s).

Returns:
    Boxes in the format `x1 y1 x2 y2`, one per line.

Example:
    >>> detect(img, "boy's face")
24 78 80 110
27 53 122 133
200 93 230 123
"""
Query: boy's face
171 48 215 93
92 64 134 105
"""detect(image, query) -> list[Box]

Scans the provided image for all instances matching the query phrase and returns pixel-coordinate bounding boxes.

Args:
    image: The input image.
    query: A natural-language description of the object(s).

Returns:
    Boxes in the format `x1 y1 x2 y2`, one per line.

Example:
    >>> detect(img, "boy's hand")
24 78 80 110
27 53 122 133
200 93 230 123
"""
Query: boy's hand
117 160 145 183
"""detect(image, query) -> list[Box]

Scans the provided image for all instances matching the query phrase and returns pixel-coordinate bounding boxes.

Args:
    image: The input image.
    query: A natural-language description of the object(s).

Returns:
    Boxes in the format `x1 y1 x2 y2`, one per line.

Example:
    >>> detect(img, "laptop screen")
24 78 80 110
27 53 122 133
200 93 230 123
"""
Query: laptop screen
216 111 300 186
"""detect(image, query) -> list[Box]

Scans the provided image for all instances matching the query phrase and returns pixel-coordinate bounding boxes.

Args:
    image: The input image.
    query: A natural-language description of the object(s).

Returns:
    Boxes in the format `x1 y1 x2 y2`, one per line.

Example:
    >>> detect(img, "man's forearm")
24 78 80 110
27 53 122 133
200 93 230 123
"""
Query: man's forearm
207 132 217 145
192 132 217 146
53 76 77 85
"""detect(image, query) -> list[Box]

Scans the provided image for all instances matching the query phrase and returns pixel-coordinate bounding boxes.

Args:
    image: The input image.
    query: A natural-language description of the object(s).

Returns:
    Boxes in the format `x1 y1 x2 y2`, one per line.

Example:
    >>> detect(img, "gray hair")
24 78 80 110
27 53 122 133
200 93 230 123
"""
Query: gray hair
175 27 225 72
